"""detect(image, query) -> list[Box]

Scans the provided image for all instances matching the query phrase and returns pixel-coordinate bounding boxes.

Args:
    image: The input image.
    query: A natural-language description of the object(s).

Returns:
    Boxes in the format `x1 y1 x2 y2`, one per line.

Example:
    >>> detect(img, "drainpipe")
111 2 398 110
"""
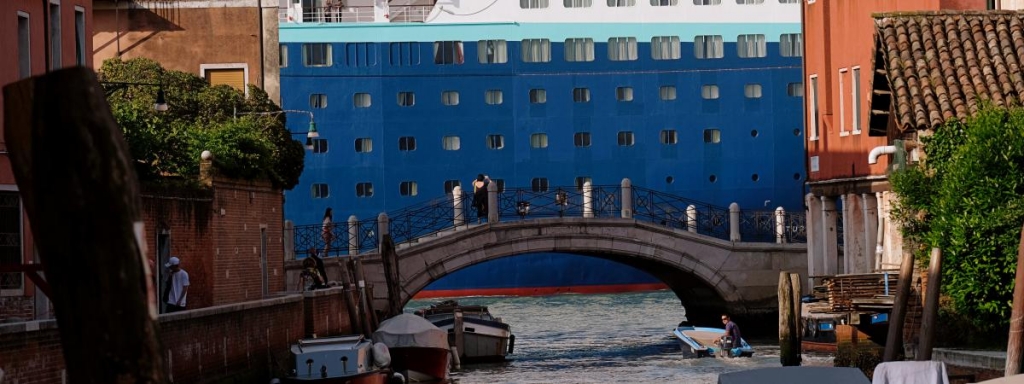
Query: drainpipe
876 192 885 271
868 145 897 165
257 0 266 90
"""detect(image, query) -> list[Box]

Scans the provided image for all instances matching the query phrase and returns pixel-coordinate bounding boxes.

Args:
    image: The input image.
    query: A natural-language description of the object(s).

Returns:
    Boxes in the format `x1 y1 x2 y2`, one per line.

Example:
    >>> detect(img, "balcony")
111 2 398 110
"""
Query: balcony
279 1 437 24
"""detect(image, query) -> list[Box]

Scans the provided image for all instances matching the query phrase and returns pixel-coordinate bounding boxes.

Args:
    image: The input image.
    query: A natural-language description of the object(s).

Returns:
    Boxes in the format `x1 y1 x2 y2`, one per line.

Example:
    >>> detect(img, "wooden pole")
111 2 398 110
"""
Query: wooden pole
336 257 362 335
884 247 916 362
380 234 403 319
1006 223 1024 375
918 247 943 361
789 272 803 365
779 271 799 366
2 68 167 383
352 256 374 337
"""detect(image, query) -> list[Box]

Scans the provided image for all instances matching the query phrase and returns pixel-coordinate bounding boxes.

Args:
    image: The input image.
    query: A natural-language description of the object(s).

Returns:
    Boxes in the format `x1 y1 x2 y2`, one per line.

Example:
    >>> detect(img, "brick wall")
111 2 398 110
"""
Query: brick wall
0 321 64 384
303 287 355 338
0 296 33 322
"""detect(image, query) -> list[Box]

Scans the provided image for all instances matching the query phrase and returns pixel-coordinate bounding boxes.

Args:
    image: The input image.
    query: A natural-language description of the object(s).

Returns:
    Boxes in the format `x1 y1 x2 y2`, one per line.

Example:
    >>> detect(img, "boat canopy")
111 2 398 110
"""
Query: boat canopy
372 313 448 350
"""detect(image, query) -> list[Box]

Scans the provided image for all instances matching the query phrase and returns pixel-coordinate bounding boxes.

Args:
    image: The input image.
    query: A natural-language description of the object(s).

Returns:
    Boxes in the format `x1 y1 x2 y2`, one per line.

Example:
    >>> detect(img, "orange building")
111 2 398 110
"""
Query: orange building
801 0 992 282
0 0 94 321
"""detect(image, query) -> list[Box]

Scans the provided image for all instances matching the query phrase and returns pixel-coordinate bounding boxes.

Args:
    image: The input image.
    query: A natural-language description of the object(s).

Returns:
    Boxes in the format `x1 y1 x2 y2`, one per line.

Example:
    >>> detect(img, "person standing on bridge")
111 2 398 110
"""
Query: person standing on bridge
321 207 334 254
473 174 490 223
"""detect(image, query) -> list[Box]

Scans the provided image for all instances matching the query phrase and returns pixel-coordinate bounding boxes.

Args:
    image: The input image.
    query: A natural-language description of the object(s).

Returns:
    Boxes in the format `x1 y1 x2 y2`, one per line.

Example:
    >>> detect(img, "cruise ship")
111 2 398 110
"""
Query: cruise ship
278 0 805 298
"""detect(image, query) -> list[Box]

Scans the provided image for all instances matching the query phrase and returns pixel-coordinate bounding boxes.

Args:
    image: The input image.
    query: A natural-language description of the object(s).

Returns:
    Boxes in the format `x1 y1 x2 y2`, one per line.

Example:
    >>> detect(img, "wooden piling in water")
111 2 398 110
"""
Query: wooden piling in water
918 247 942 361
1005 223 1024 375
779 271 800 366
884 248 916 362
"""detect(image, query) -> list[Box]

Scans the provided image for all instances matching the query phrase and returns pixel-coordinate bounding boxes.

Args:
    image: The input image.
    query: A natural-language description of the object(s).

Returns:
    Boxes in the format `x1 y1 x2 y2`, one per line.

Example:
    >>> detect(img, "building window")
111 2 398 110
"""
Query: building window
443 136 461 150
17 12 30 80
478 40 508 64
694 35 724 59
522 39 552 63
660 86 677 101
787 83 804 97
780 0 799 2
564 38 595 62
312 183 329 198
521 0 549 8
608 37 638 61
49 0 61 70
744 84 762 99
651 36 681 60
532 178 549 192
839 68 847 135
397 91 415 107
356 183 374 197
75 6 86 66
652 0 678 5
345 43 377 67
694 0 721 3
485 90 504 105
617 131 635 146
487 134 505 150
703 129 721 143
608 0 636 6
574 132 592 147
810 75 819 140
780 33 803 57
355 138 373 153
0 192 22 294
389 42 421 66
575 177 592 191
434 41 464 65
400 181 418 196
303 43 332 67
736 0 763 3
737 34 767 58
399 136 417 151
660 130 678 145
354 93 372 108
531 133 549 148
565 0 593 7
310 93 328 109
312 139 329 153
616 87 634 102
530 89 547 104
852 67 862 134
279 44 288 68
701 85 719 100
444 180 461 194
573 88 591 103
442 91 460 106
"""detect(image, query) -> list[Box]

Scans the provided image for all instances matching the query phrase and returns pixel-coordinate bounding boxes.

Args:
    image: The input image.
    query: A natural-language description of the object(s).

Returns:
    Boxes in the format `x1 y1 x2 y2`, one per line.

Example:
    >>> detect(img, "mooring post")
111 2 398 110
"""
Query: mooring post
454 310 465 362
729 203 741 242
620 178 633 219
377 213 389 253
1006 223 1024 375
775 207 786 244
686 205 697 233
918 247 943 361
779 271 799 366
884 247 916 361
583 181 594 218
487 180 499 223
348 215 359 256
453 185 464 227
284 220 295 260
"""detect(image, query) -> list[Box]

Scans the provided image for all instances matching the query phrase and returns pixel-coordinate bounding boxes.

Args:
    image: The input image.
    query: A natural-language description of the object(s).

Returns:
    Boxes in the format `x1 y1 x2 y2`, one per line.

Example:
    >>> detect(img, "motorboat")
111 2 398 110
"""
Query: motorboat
415 300 514 363
372 313 451 382
672 325 754 358
281 334 392 384
718 367 869 384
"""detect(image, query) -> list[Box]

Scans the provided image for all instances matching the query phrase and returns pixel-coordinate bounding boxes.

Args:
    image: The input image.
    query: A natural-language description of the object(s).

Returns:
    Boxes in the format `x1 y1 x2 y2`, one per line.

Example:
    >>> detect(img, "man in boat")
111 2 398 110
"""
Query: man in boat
720 314 742 357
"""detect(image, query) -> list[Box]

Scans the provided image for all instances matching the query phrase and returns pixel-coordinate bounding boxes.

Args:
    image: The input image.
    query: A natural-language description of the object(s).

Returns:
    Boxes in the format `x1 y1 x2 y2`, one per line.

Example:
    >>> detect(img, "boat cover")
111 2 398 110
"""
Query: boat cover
718 367 870 384
372 313 448 350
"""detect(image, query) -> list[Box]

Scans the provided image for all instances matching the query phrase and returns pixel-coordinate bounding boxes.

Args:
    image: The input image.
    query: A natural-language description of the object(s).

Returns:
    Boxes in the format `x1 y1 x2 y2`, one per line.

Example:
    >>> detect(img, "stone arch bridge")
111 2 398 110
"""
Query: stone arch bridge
285 180 808 328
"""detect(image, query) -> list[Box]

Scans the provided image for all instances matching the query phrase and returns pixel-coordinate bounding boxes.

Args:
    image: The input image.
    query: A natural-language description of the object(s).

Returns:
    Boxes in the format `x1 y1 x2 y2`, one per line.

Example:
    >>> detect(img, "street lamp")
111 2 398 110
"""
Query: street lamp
233 109 319 150
101 81 168 112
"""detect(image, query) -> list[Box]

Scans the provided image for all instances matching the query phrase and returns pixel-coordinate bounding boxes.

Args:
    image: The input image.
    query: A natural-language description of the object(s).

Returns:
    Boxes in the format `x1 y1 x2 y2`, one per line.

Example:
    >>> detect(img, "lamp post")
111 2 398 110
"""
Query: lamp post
233 109 319 150
101 81 168 112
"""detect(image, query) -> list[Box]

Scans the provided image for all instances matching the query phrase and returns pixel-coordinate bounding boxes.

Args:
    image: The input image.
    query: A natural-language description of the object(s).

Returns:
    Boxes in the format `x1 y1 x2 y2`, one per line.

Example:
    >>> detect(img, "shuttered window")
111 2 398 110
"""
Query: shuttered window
207 68 245 92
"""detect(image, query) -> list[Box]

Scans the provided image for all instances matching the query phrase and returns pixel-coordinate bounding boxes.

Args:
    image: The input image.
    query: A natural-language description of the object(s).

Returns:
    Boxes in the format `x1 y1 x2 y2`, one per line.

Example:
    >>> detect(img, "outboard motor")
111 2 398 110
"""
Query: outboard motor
388 372 407 384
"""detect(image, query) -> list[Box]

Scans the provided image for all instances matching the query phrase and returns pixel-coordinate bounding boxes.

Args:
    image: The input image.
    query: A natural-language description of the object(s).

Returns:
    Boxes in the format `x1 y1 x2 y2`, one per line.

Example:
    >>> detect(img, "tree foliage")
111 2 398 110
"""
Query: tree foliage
890 106 1024 329
99 58 304 189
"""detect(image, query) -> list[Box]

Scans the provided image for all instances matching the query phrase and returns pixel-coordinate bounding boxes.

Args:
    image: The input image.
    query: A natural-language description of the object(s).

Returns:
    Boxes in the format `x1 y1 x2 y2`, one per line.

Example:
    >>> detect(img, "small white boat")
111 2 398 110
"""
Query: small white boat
672 325 754 358
282 334 392 384
416 300 514 363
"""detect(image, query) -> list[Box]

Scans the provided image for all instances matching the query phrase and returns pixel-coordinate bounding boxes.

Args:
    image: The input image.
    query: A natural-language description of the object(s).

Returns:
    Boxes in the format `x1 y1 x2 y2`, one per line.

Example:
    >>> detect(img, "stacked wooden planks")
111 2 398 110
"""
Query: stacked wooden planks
822 273 899 312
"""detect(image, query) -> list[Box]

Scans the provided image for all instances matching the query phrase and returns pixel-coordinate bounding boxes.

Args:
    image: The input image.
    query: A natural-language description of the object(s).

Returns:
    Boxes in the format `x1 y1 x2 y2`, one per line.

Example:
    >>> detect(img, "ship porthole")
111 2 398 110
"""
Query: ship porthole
666 176 674 184
751 174 759 182
750 130 758 137
709 175 717 183
793 173 802 180
793 129 801 136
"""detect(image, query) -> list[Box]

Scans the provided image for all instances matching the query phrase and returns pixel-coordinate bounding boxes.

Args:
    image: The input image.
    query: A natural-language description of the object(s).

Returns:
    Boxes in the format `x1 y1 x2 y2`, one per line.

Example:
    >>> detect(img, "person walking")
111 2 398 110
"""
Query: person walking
321 207 334 254
472 174 490 223
164 256 190 313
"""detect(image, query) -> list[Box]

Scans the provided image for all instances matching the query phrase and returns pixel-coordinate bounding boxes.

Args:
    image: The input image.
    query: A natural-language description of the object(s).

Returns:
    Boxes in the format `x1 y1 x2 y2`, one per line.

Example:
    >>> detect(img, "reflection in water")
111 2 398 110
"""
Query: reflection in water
406 291 833 384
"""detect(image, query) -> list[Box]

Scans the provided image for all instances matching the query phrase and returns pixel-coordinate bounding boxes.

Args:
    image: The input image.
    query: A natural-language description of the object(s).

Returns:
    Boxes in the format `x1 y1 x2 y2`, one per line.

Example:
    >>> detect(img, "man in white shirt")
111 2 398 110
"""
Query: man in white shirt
164 256 190 313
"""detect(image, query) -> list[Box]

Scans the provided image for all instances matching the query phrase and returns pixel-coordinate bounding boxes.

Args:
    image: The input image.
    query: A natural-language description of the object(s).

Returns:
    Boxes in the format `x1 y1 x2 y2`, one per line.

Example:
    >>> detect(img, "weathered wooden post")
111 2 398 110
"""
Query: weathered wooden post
2 67 167 383
379 234 403 319
790 272 803 362
918 247 943 361
377 213 389 252
352 256 374 337
729 203 741 242
1006 223 1024 375
620 178 633 219
348 215 359 256
335 254 361 334
453 185 464 227
775 207 786 244
779 271 801 366
686 205 697 233
583 181 594 218
884 247 916 361
487 180 499 223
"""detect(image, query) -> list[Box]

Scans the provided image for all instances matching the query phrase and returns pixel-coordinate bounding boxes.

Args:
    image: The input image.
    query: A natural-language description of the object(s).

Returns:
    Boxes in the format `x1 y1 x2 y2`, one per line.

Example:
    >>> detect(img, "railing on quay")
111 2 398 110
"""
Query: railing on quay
288 179 808 259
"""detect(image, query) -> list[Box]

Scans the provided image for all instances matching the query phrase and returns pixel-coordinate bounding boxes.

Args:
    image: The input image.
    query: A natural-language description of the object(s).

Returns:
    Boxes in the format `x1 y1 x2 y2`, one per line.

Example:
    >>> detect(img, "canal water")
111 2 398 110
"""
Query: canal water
406 290 833 384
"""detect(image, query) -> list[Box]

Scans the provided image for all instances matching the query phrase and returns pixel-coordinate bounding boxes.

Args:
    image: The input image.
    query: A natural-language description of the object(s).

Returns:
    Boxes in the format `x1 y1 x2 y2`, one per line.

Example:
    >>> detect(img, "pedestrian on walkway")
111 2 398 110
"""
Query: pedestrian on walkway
321 207 334 254
473 174 490 223
164 256 190 313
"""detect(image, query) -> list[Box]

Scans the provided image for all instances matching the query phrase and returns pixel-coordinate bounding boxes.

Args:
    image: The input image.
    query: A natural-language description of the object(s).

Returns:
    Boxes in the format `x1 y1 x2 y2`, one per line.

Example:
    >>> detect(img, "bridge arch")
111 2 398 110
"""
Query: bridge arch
360 217 806 327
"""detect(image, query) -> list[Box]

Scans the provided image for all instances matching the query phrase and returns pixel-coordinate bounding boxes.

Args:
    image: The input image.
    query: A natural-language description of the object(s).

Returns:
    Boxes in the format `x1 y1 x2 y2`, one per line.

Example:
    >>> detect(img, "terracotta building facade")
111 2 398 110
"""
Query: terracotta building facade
0 0 94 321
92 0 281 103
801 0 993 284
